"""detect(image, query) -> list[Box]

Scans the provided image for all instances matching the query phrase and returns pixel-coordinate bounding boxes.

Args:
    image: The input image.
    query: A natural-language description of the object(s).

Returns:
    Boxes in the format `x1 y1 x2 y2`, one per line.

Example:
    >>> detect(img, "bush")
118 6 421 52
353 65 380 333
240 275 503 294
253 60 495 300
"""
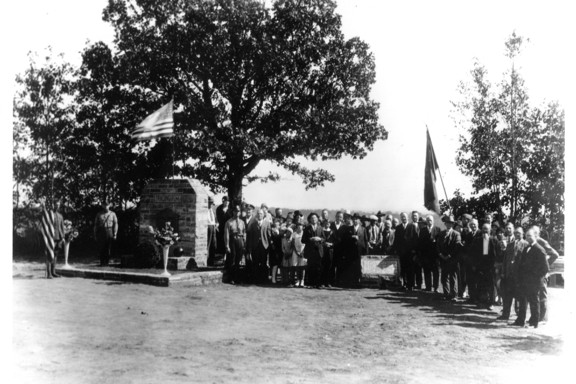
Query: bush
133 240 161 268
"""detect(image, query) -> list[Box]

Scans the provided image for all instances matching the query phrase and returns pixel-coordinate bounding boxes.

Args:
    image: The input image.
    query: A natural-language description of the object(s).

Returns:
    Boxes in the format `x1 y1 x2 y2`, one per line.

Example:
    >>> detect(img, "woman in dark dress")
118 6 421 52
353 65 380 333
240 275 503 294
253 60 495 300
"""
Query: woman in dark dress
302 212 325 288
338 214 364 288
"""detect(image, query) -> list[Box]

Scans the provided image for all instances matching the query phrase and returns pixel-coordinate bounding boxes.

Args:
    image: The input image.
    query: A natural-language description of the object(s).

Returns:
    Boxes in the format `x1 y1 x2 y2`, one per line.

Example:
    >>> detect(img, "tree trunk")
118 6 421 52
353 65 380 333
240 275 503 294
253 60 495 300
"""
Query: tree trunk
227 172 244 206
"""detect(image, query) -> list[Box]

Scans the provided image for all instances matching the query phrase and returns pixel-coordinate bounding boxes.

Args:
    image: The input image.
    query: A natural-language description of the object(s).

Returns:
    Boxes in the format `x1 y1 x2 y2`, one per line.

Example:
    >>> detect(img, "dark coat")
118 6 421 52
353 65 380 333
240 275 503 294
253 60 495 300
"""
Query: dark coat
393 222 409 255
404 222 420 252
246 219 272 252
418 225 442 262
381 228 395 255
471 233 498 270
302 224 325 267
436 229 462 263
517 242 549 291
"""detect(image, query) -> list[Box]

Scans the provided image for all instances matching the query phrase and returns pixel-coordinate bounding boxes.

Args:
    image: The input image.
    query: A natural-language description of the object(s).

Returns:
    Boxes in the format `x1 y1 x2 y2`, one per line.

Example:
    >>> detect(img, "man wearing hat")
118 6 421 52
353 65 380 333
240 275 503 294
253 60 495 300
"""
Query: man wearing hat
437 215 463 301
367 215 382 254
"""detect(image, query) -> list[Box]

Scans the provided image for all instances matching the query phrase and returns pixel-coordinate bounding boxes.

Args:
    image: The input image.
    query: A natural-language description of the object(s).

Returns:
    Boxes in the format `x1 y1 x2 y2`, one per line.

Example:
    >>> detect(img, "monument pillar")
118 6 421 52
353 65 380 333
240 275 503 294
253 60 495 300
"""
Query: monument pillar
138 179 210 268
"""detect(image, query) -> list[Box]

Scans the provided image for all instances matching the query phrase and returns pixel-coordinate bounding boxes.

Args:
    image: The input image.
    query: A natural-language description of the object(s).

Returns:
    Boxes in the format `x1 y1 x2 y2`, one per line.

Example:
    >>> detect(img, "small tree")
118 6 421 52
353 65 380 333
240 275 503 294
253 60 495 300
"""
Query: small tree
451 32 564 241
13 49 75 209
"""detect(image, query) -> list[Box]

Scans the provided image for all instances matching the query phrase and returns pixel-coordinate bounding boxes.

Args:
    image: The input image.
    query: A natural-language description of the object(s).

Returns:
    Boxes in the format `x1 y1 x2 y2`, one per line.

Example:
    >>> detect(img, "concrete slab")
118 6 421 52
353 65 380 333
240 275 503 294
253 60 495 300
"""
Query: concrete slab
56 266 223 287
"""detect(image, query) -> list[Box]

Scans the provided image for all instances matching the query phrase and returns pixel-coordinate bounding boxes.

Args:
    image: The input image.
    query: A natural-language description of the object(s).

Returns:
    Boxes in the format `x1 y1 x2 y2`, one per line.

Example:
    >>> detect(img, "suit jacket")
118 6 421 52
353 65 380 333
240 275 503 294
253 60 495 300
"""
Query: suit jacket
536 237 559 267
404 222 420 252
393 222 409 255
381 228 395 254
418 225 442 260
436 229 462 262
302 224 325 263
503 239 528 280
216 204 230 230
471 233 498 270
53 211 65 242
518 242 549 290
354 225 368 255
246 219 272 252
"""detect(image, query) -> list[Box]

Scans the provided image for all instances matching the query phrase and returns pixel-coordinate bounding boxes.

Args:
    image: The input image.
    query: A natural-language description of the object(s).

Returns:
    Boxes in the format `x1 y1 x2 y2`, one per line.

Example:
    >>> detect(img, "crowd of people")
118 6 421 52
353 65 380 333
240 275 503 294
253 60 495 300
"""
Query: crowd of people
208 196 560 329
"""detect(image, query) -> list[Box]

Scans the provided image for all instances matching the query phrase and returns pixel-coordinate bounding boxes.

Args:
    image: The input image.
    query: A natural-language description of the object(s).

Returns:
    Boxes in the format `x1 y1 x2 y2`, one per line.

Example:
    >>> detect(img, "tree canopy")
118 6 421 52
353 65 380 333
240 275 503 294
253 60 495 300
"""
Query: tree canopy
100 0 387 202
449 32 564 239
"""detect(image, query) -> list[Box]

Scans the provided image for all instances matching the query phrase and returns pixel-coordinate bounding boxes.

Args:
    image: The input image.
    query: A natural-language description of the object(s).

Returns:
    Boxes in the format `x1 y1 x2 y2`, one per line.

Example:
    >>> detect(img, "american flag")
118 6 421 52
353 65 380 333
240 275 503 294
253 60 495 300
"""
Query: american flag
40 207 55 260
131 100 174 142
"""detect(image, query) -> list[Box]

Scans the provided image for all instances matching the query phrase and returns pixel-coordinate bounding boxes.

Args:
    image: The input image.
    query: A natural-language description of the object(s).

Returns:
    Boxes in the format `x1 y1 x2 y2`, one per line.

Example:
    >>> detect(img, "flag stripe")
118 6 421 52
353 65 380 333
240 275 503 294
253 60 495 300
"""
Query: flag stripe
40 208 55 260
131 100 175 142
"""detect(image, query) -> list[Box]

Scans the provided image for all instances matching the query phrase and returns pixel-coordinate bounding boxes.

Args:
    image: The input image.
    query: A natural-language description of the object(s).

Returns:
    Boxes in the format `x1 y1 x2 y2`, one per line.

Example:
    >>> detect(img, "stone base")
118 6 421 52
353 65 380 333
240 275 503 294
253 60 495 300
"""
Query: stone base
168 256 200 270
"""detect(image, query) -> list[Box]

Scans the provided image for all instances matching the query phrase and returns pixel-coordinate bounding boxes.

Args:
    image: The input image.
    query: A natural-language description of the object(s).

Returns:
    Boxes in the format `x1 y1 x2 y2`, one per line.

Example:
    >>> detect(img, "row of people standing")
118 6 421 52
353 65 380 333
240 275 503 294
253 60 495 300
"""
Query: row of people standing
213 201 375 288
396 210 558 329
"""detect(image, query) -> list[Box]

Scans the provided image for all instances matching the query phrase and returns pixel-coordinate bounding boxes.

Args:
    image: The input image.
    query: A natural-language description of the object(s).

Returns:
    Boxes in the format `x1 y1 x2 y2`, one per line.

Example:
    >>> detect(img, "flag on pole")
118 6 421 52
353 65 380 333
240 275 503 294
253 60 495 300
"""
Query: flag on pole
40 207 55 261
131 100 174 142
424 129 441 214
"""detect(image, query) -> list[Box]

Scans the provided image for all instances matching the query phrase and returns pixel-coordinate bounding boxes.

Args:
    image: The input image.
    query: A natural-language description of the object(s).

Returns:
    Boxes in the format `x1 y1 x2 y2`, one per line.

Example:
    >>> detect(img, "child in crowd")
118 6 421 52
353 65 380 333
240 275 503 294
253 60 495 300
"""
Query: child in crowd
292 222 306 287
281 227 294 285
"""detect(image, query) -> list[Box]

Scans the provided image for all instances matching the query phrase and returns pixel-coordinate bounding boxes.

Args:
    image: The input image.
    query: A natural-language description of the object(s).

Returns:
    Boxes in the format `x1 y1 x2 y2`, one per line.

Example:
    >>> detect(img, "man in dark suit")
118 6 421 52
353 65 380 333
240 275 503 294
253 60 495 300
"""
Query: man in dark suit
215 196 230 258
330 211 346 286
393 212 411 290
512 229 549 328
381 219 395 255
457 214 472 298
497 226 528 320
461 218 481 302
530 225 559 323
471 223 499 309
418 215 441 292
337 213 365 287
406 211 422 289
437 215 462 300
352 213 369 256
246 209 273 284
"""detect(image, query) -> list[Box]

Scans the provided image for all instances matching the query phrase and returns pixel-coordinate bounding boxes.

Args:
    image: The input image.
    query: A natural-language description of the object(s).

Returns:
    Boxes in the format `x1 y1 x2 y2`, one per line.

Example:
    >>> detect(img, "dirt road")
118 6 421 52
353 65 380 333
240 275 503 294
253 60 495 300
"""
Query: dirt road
12 263 571 384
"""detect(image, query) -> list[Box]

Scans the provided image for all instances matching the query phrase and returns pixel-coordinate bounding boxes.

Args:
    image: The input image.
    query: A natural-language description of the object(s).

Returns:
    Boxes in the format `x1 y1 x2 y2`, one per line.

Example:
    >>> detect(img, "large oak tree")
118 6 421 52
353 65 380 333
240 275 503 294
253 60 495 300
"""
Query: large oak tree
100 0 387 202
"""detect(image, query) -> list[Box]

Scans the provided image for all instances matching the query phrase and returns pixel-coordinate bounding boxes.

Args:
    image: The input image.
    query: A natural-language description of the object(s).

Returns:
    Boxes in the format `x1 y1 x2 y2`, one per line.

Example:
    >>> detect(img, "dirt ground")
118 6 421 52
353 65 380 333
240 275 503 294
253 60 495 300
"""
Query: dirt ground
12 262 572 384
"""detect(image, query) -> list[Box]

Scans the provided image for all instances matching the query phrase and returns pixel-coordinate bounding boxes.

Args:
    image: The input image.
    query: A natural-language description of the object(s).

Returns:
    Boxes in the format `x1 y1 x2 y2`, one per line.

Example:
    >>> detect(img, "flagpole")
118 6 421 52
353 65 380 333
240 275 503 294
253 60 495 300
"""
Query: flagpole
426 125 451 214
171 137 175 179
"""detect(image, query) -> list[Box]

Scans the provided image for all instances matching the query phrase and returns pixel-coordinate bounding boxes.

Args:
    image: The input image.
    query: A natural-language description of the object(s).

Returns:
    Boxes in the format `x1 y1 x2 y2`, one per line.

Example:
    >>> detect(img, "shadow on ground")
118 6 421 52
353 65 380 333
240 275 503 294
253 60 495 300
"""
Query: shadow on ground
365 289 504 330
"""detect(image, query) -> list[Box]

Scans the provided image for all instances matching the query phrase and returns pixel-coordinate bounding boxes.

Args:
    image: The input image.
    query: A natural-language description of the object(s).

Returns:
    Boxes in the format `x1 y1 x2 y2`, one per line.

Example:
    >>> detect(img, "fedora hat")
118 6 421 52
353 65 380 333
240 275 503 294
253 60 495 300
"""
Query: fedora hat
442 214 456 224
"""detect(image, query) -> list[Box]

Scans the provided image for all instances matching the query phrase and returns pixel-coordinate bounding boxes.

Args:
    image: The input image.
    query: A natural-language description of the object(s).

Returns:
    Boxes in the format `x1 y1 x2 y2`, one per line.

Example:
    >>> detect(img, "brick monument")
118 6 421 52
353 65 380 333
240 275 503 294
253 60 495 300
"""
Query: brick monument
138 179 210 268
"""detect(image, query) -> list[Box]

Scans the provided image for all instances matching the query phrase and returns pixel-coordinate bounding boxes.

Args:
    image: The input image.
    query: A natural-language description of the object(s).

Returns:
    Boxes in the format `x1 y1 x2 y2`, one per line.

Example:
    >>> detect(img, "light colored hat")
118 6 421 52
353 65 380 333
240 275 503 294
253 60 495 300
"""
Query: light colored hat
370 215 378 221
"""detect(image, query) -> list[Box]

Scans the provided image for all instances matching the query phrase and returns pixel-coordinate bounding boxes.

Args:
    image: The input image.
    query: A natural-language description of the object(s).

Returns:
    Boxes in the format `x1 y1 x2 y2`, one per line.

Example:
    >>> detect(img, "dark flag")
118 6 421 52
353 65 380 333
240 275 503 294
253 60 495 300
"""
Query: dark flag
424 129 441 213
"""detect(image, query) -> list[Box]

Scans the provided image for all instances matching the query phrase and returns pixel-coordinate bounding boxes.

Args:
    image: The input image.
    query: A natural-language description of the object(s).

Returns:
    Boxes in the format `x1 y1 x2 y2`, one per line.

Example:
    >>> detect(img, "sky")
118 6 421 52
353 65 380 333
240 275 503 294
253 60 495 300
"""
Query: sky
4 0 574 213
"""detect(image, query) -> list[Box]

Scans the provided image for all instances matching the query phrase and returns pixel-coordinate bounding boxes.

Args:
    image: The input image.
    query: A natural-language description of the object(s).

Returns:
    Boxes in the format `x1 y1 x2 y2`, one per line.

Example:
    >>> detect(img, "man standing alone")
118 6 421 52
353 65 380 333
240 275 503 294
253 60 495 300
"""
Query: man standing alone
94 201 118 266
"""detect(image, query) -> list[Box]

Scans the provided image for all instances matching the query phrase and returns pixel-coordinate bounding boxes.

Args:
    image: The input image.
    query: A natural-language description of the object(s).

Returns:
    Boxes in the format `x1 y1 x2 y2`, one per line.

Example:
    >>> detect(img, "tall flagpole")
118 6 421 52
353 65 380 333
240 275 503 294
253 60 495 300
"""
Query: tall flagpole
426 125 451 214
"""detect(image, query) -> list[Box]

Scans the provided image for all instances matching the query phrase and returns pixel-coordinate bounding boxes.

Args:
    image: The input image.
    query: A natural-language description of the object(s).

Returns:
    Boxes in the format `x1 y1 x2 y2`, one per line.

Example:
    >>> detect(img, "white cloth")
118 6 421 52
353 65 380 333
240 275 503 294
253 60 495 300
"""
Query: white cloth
483 234 489 255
